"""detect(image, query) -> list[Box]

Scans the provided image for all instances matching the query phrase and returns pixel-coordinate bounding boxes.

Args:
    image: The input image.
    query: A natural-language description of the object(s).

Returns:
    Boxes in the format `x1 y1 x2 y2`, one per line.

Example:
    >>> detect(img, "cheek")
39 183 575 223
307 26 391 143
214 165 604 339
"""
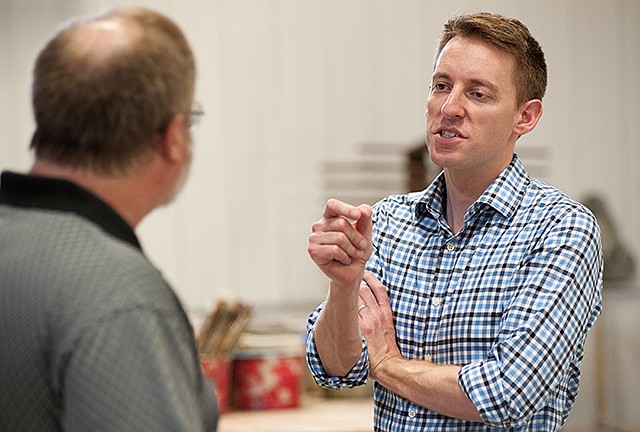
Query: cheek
425 95 435 115
494 111 519 137
425 93 445 119
425 98 437 123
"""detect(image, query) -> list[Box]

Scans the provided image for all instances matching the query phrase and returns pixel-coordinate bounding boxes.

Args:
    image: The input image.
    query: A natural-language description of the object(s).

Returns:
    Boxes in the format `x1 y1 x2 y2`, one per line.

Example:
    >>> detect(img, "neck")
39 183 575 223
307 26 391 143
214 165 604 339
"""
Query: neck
29 159 164 228
442 170 494 235
441 156 514 234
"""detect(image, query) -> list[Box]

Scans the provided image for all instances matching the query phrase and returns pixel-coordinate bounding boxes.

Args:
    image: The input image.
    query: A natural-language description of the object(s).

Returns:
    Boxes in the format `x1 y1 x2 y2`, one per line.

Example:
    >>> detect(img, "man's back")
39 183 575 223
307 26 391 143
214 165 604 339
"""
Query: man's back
0 193 218 431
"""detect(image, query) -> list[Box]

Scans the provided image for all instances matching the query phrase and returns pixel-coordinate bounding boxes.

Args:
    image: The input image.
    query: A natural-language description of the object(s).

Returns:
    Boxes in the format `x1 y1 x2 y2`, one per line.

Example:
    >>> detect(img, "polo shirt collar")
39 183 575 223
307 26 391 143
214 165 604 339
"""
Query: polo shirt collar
0 171 141 250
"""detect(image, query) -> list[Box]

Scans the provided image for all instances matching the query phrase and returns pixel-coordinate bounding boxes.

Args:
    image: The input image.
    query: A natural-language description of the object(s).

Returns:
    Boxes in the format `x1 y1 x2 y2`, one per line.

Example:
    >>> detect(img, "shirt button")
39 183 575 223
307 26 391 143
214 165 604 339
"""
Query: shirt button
445 242 455 251
432 297 442 307
425 354 432 362
408 409 417 418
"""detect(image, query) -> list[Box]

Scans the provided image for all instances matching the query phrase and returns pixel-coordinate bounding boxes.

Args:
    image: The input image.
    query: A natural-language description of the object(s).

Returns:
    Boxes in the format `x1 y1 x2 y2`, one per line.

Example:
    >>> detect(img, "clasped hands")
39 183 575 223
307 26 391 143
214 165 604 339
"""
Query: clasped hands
308 198 402 379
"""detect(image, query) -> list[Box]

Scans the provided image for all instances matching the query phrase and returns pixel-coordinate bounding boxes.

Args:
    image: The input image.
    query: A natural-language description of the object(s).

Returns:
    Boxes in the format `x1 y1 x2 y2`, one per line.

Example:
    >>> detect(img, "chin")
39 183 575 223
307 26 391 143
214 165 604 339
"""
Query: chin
427 147 453 169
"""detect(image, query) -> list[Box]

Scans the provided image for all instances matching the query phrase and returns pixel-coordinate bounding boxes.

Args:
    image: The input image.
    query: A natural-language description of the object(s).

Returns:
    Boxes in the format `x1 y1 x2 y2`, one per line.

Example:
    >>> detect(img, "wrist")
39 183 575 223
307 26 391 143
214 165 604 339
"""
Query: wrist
327 280 361 304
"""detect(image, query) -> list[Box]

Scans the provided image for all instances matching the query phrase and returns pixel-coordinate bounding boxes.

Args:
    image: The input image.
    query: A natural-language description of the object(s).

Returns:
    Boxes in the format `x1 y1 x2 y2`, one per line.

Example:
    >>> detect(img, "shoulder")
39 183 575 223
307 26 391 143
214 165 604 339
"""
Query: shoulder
525 179 597 224
7 207 181 325
518 180 601 251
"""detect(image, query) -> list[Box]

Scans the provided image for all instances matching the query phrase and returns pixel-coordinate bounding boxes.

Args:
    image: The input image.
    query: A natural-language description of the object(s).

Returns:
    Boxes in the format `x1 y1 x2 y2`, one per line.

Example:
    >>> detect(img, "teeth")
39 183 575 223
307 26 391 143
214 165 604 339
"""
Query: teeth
440 130 459 138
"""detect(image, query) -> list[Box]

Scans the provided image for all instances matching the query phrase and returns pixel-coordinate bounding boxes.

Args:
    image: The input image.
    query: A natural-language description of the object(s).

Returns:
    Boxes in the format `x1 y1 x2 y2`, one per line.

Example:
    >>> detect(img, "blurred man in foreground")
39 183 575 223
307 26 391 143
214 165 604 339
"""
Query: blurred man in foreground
0 7 218 431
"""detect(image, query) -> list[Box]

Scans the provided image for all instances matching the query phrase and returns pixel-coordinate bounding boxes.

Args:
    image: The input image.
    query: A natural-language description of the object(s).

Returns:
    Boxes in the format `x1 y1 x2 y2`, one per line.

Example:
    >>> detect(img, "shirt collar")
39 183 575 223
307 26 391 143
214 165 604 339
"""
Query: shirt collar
0 171 141 250
475 155 529 219
414 154 530 221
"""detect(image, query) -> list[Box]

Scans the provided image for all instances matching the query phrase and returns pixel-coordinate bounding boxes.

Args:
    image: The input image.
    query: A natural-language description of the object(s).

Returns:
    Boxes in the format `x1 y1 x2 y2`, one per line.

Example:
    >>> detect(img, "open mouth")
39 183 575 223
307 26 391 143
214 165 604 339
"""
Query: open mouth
440 130 461 138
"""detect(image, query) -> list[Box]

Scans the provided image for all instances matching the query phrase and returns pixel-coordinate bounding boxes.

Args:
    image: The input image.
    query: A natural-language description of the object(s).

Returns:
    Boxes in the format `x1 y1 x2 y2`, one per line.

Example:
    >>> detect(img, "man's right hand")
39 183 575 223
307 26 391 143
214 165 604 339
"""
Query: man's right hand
308 199 373 289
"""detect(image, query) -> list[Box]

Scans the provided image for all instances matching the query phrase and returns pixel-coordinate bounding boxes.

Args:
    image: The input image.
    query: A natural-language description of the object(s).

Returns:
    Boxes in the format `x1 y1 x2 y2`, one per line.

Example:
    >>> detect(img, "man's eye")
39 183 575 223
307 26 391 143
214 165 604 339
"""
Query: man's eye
432 83 448 92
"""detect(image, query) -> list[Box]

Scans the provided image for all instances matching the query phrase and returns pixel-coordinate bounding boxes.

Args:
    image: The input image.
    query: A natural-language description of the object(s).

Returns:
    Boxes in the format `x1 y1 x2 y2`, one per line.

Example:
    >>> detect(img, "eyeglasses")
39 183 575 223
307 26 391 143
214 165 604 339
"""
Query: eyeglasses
189 101 205 132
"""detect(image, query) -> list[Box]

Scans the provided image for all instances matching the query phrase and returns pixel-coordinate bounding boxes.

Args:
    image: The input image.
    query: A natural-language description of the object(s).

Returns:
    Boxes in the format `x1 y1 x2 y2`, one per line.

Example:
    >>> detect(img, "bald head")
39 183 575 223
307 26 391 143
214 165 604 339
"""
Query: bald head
30 7 196 176
71 17 142 65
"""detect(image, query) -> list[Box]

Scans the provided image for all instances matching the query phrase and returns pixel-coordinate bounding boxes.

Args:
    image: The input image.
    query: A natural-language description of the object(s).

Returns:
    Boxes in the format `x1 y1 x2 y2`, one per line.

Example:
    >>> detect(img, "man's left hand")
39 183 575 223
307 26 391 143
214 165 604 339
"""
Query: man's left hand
357 271 403 380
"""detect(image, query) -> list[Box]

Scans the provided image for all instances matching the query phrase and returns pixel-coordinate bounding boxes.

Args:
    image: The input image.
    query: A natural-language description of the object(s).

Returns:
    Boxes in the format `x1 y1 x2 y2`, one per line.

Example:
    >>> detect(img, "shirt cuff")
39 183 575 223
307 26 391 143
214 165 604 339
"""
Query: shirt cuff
459 361 527 429
305 326 369 390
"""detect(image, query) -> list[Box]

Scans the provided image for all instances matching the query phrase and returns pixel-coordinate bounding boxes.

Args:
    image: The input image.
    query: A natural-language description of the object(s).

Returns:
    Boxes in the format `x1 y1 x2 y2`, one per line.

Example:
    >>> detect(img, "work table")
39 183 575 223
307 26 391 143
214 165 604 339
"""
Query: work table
218 396 373 432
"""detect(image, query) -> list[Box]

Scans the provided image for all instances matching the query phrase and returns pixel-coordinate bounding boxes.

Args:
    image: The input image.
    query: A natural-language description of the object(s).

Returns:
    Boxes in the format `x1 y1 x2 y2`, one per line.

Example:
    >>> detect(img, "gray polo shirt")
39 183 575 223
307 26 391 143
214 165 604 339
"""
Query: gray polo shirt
0 172 218 431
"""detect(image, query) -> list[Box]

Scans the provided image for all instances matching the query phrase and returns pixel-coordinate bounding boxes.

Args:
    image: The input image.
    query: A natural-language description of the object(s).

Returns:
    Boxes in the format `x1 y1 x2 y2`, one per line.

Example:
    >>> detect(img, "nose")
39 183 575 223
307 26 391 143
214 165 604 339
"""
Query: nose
440 89 465 119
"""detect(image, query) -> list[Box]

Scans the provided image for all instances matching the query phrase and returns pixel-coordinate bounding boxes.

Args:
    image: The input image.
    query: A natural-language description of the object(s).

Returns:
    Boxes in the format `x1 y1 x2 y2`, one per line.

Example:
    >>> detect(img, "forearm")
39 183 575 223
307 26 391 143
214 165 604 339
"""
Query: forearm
373 357 482 422
314 281 363 376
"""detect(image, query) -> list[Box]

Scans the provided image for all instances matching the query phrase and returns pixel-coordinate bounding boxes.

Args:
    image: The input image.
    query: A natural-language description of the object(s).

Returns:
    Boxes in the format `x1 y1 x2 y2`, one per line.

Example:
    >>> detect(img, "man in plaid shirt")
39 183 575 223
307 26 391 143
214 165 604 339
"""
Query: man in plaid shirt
307 12 603 431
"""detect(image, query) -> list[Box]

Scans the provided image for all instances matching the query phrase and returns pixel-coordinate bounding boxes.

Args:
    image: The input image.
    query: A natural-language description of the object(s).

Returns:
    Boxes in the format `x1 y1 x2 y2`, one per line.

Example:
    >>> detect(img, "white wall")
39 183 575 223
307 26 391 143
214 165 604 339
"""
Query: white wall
2 0 640 427
4 0 638 309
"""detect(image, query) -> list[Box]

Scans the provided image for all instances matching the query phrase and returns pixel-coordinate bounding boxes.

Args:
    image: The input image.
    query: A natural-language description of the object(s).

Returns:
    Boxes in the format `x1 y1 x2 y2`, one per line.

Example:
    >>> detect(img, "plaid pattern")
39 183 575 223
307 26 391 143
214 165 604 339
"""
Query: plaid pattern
307 156 603 431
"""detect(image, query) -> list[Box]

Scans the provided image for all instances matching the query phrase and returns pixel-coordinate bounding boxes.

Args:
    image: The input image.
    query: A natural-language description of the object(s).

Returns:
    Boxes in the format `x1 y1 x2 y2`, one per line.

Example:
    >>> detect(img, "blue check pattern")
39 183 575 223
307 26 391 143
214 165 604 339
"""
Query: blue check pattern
307 156 603 431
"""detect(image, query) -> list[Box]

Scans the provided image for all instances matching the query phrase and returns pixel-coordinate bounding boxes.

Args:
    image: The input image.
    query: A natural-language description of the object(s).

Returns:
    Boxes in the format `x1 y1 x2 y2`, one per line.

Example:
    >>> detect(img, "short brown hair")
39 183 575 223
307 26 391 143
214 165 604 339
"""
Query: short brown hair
30 7 196 175
435 12 547 105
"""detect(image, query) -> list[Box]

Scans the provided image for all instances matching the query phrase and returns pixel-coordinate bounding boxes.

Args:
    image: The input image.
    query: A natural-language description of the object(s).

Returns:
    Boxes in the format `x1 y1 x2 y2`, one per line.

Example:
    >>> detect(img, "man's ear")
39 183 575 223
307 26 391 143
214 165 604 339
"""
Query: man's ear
159 113 189 163
514 99 543 137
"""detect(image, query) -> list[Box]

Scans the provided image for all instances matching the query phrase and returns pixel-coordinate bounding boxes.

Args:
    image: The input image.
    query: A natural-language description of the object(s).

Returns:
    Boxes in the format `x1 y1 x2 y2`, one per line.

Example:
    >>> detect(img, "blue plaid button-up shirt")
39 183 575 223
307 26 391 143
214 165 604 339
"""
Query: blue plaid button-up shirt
307 156 603 431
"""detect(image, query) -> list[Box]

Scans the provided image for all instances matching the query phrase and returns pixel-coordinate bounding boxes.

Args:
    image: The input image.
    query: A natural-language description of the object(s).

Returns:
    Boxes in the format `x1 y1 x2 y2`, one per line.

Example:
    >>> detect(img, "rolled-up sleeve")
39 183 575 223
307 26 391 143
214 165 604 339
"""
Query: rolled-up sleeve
458 209 603 428
305 303 370 390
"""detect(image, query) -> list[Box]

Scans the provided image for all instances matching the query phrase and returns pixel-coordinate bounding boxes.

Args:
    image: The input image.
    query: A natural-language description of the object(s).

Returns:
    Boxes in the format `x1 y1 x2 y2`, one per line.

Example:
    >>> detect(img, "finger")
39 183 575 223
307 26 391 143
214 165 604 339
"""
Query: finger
310 230 365 260
308 241 354 266
355 204 373 250
358 281 377 306
318 217 369 251
356 293 369 329
356 300 368 314
323 198 364 221
362 271 389 307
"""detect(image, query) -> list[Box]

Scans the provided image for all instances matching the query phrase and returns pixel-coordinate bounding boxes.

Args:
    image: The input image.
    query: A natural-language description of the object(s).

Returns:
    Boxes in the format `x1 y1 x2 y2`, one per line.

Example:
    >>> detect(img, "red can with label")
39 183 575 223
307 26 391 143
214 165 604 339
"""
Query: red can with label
232 351 303 410
201 354 232 413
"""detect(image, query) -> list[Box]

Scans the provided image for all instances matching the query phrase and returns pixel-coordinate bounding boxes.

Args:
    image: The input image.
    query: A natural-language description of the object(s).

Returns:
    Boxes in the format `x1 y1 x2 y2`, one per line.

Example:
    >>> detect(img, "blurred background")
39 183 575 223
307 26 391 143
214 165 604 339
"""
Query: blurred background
2 1 639 430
